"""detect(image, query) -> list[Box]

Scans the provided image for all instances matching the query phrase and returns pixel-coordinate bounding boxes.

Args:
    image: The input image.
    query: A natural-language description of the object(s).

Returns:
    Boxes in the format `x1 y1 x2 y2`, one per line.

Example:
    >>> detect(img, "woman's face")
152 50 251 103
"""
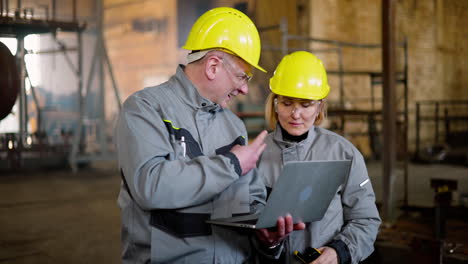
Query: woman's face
276 96 322 136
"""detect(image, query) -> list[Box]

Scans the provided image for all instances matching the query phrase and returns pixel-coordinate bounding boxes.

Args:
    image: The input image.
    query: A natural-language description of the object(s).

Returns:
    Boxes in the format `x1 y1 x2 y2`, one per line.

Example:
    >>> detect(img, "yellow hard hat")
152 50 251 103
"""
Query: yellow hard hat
183 7 266 72
270 51 330 100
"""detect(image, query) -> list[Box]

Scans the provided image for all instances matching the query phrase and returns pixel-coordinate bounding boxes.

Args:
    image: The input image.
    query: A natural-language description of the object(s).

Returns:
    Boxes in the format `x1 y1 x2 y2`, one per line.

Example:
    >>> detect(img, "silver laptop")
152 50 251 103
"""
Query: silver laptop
206 160 351 229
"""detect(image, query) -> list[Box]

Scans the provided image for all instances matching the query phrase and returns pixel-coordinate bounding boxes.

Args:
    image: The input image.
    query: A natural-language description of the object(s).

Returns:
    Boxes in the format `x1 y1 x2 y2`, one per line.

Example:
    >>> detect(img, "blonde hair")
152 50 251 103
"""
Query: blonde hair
264 93 327 130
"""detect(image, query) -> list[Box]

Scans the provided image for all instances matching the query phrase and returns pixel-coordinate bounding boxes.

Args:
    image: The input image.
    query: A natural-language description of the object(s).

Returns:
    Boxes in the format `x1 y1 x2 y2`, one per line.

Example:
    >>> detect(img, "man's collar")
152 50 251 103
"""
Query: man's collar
173 65 221 112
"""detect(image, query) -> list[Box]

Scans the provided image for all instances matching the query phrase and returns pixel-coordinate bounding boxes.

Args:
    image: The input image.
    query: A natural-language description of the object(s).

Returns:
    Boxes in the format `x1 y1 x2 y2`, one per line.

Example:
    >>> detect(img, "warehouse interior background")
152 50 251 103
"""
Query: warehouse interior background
0 0 467 263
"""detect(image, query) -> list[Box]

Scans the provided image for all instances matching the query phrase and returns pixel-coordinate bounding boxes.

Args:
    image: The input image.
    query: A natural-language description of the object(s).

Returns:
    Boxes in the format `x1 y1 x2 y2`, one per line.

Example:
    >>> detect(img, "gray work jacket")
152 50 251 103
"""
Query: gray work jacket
257 125 381 264
115 65 266 264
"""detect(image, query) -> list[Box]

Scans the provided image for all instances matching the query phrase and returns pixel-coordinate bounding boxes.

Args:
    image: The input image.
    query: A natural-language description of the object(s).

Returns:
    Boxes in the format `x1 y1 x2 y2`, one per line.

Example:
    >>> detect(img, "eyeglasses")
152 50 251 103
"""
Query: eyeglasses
220 58 253 87
275 97 322 115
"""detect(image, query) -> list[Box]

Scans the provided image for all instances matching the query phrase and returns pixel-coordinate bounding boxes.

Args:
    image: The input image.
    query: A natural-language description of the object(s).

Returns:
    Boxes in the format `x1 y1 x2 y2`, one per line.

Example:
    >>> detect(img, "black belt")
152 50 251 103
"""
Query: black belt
121 169 212 238
150 209 212 238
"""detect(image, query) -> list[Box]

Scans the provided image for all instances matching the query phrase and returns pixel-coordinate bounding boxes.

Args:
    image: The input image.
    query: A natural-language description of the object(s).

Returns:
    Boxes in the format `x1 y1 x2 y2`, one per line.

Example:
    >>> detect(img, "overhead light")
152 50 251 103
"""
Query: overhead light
8 140 14 150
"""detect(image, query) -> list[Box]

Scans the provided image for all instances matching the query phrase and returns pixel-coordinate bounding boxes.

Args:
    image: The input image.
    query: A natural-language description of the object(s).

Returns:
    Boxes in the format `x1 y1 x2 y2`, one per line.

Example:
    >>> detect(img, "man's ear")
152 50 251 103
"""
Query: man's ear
205 55 221 81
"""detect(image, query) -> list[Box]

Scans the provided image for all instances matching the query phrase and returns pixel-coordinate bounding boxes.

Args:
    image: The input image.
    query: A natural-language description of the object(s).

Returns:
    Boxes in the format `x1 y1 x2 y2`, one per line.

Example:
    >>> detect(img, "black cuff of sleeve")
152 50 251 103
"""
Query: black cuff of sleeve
326 239 351 264
250 236 284 260
222 152 242 176
258 240 284 258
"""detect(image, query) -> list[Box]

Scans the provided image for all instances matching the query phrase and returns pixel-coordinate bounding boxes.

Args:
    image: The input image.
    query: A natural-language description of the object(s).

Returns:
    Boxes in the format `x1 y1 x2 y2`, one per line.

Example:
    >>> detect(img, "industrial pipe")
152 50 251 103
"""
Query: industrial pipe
0 41 20 121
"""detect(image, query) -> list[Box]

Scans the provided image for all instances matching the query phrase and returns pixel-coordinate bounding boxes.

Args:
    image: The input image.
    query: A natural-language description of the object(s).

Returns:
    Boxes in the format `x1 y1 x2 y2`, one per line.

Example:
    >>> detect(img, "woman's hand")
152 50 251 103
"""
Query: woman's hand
255 214 306 247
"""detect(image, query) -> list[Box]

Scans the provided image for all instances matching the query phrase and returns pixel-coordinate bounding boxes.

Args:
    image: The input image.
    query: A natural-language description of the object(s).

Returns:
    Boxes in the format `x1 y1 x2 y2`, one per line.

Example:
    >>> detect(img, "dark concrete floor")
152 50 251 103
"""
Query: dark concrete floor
367 161 468 264
0 162 121 264
0 160 467 264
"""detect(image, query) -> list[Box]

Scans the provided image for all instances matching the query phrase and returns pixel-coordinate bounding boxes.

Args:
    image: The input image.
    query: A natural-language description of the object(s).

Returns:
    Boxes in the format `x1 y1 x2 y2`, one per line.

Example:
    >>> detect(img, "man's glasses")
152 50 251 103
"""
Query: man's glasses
220 58 253 86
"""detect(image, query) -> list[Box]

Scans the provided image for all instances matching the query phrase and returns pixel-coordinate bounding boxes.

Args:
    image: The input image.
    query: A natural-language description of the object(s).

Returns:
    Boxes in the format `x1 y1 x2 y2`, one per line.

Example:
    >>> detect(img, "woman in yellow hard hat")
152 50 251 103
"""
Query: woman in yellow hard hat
255 51 381 264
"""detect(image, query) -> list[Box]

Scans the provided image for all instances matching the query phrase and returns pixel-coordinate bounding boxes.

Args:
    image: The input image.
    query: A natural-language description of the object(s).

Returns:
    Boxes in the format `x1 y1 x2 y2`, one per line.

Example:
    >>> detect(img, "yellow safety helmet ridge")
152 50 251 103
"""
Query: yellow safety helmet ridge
183 7 266 72
269 51 330 100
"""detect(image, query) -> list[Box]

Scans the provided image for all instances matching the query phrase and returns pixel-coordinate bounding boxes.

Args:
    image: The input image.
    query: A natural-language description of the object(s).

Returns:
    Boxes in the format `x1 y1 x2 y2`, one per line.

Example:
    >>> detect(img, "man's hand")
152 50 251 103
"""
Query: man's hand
311 247 338 264
230 130 267 175
255 214 306 247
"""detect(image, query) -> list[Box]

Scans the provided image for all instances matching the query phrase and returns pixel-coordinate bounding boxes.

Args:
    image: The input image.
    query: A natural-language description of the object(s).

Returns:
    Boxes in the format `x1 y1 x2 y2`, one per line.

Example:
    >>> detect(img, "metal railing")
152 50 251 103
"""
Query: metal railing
414 100 468 162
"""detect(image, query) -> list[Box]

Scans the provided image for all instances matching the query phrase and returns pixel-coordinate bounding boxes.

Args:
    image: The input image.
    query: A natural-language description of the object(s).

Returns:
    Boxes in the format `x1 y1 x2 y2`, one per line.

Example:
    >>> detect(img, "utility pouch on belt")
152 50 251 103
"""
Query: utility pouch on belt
294 247 322 263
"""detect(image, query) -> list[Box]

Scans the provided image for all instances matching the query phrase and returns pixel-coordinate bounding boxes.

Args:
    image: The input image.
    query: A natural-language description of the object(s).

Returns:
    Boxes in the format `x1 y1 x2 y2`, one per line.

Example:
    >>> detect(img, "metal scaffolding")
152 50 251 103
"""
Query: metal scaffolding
0 0 121 171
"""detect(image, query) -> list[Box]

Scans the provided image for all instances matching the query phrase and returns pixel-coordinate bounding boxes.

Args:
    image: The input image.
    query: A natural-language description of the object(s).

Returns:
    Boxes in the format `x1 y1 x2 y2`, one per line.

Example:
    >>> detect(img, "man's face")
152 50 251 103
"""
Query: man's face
213 55 252 108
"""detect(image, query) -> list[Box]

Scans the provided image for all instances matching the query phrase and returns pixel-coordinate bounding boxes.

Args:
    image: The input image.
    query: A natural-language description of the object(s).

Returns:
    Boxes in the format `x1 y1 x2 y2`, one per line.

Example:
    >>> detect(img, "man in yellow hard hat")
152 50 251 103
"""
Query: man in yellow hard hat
115 7 278 263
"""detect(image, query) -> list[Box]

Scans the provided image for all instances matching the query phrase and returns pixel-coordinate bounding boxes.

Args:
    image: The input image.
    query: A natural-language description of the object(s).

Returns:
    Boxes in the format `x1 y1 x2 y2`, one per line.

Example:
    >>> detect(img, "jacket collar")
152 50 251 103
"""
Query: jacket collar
170 65 222 113
272 123 317 148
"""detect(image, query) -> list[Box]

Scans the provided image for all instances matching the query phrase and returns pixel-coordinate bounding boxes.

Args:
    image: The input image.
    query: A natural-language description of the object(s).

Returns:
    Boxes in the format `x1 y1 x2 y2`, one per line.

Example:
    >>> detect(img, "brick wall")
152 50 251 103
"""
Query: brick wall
101 0 468 154
307 0 468 154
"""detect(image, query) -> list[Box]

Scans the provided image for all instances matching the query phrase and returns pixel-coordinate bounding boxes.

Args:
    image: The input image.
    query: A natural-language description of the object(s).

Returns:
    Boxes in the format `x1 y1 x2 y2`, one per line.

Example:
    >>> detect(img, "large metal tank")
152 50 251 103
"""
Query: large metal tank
0 41 20 121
